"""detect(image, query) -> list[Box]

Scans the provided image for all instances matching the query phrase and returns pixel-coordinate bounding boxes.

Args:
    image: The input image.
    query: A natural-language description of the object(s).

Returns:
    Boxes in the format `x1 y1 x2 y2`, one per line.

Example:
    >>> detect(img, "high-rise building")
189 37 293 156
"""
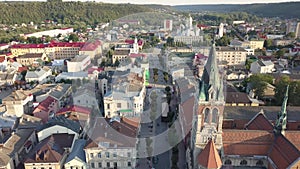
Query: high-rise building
218 23 224 38
295 22 300 38
164 19 173 31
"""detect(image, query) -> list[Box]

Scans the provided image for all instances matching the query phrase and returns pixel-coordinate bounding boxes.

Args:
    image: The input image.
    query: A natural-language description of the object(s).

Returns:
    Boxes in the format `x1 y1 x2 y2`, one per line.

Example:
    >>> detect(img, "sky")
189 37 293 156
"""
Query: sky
95 0 298 5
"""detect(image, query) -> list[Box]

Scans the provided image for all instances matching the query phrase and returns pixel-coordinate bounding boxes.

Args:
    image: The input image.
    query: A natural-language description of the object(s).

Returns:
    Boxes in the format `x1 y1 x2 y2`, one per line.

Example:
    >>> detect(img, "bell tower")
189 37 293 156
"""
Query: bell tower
191 42 225 168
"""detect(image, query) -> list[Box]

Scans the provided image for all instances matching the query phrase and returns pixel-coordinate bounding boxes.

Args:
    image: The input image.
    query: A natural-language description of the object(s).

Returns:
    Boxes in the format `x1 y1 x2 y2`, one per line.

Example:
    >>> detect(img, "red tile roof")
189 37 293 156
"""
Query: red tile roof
128 53 146 58
56 105 91 115
268 135 300 169
223 130 273 156
80 40 101 51
18 66 28 72
0 56 6 63
197 139 222 169
245 111 274 131
125 39 143 46
87 67 104 74
285 131 300 151
34 96 56 113
11 42 85 49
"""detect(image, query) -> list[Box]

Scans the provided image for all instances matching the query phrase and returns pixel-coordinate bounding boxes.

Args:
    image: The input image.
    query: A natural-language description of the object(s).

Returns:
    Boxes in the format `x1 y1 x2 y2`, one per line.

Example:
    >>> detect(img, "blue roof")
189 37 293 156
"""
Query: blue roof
65 139 86 163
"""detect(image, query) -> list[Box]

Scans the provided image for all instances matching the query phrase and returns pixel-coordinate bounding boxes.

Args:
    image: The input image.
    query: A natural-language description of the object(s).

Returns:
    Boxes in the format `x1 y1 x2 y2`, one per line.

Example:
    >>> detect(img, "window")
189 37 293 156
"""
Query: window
256 160 264 166
113 152 117 158
90 153 94 158
98 162 102 168
105 152 110 158
106 162 110 168
224 159 232 165
91 163 95 168
114 162 117 168
107 104 110 109
204 108 210 123
128 161 131 167
98 153 101 158
117 103 121 108
212 108 218 123
240 160 247 166
127 152 131 157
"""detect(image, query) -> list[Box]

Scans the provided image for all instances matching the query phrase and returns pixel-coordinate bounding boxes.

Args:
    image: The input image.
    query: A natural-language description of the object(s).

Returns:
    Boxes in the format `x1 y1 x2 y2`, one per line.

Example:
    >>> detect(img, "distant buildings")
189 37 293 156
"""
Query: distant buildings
25 66 52 84
67 54 91 72
216 46 248 65
20 28 74 39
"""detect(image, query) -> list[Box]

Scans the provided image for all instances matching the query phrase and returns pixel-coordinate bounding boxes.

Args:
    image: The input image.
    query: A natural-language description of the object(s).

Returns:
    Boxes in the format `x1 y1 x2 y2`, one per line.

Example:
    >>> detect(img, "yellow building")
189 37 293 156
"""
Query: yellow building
216 47 248 65
249 40 264 49
16 53 47 66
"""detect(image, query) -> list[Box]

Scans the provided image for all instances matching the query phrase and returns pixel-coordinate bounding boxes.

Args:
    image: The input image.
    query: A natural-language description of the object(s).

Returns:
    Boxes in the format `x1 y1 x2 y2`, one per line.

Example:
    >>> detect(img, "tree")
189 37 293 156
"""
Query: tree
246 74 273 99
286 32 296 39
264 39 273 49
276 49 285 59
68 34 79 42
114 59 120 67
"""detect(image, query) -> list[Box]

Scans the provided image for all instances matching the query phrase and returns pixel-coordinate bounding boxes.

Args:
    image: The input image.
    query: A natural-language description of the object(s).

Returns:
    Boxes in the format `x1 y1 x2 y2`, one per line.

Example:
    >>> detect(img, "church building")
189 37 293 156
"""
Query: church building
188 42 300 169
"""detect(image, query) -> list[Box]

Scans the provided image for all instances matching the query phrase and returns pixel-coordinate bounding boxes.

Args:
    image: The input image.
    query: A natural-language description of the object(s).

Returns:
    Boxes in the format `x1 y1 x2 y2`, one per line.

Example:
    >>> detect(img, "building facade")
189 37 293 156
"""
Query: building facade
216 47 248 65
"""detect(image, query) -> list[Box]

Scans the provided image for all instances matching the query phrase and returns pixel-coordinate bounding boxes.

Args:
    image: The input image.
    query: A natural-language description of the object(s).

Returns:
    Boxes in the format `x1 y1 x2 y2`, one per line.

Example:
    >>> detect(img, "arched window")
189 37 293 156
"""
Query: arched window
240 159 247 166
224 159 232 165
204 108 210 123
212 108 218 123
256 160 264 166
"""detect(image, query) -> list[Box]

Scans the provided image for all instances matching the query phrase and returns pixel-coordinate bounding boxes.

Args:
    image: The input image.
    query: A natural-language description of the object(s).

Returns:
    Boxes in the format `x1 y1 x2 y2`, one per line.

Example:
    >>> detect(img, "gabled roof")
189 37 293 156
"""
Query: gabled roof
197 139 222 169
25 134 74 164
56 105 91 116
33 96 56 113
37 116 81 134
245 110 274 131
268 134 300 169
65 139 86 163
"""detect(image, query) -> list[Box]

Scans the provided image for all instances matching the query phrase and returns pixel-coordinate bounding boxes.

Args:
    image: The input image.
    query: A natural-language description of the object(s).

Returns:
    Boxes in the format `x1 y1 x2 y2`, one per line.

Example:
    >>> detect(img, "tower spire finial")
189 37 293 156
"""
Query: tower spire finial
274 85 289 135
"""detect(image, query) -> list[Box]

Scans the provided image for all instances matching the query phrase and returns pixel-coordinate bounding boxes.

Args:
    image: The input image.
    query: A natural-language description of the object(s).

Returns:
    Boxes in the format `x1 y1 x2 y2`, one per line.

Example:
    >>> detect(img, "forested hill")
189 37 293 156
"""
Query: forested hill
173 2 300 18
0 1 152 25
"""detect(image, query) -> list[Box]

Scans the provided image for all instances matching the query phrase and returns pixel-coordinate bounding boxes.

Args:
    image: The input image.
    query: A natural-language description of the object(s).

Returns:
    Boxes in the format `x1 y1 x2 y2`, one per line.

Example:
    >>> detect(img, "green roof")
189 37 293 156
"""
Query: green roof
119 109 132 113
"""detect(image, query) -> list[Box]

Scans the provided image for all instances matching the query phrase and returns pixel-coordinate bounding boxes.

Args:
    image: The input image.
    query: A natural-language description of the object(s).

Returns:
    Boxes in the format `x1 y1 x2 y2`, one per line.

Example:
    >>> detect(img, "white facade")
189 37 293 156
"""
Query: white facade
67 55 91 72
250 60 275 74
25 67 52 84
22 28 74 38
216 47 248 65
65 158 87 169
219 23 224 38
37 125 79 142
104 86 146 118
85 147 136 169
73 91 98 110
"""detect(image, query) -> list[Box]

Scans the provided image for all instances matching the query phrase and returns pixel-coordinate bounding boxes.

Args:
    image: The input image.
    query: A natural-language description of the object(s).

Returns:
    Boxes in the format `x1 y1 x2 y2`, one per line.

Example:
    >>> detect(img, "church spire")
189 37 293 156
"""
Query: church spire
274 85 289 135
200 40 223 102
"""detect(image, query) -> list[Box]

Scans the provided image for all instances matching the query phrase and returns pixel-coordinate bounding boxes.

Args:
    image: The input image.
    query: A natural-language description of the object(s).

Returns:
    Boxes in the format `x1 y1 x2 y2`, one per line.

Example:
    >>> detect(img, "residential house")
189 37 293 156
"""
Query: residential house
0 73 17 86
88 66 104 79
216 46 248 66
64 139 87 169
79 40 102 59
112 50 130 64
0 128 37 169
250 60 275 74
25 66 52 84
67 54 91 72
73 84 98 110
104 70 146 118
24 133 75 169
84 117 138 169
49 83 72 108
273 39 294 46
16 53 47 66
0 55 7 71
36 116 81 142
51 59 66 73
32 96 59 123
55 71 88 82
2 90 33 117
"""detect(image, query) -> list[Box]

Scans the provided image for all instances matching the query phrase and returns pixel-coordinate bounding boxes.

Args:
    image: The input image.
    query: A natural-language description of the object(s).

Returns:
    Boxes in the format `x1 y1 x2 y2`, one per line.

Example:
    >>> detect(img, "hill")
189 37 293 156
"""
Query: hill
173 2 300 18
0 1 152 25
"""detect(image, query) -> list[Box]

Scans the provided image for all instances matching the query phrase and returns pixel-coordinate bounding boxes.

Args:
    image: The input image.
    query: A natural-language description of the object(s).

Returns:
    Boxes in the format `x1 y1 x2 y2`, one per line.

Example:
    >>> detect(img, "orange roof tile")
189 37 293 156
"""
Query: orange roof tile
223 130 273 156
268 135 300 169
197 139 222 169
285 131 300 150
